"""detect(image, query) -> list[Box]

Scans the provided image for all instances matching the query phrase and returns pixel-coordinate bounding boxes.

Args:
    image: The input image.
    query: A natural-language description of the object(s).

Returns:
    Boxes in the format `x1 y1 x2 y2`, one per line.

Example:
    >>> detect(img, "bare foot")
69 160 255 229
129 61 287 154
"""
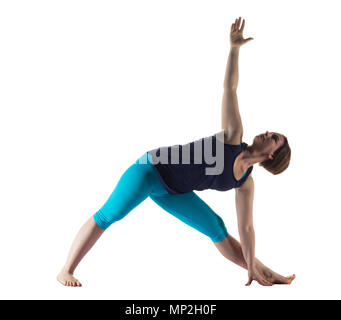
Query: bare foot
257 263 296 285
57 270 82 287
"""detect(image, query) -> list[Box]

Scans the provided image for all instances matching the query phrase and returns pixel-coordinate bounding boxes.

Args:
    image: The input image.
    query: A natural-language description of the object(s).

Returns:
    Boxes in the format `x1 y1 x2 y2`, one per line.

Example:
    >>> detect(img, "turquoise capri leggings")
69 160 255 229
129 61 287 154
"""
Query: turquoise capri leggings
93 152 229 243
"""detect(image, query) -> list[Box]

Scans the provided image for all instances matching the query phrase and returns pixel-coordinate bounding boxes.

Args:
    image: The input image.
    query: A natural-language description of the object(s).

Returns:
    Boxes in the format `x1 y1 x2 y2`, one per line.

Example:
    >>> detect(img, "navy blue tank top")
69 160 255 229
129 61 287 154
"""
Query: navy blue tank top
147 133 253 194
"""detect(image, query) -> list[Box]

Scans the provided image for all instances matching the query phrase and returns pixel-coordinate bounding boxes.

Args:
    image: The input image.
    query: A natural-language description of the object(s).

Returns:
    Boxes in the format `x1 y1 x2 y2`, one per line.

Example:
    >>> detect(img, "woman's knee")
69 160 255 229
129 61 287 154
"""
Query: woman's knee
93 208 126 230
210 215 229 243
92 159 153 230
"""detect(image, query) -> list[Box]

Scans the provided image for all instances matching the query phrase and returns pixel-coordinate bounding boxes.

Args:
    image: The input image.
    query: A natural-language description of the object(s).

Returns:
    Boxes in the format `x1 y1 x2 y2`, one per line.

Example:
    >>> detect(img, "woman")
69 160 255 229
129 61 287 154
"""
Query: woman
57 17 295 287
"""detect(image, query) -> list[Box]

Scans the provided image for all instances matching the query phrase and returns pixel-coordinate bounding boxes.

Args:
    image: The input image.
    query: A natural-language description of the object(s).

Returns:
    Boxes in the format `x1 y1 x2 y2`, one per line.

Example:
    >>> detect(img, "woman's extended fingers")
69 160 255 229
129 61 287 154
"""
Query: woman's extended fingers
234 17 239 31
246 275 272 287
240 19 245 32
245 277 253 286
260 277 274 286
256 273 274 286
234 18 239 31
231 17 245 33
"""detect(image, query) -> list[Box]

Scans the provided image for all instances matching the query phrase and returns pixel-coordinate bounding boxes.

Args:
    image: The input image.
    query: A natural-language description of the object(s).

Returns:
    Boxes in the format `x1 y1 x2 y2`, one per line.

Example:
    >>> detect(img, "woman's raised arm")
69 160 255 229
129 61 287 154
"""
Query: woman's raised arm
221 17 253 135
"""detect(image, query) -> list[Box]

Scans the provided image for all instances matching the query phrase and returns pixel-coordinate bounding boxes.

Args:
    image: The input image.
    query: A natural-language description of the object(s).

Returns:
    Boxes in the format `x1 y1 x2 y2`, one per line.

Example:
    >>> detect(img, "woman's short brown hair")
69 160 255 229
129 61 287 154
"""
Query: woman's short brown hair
258 136 291 175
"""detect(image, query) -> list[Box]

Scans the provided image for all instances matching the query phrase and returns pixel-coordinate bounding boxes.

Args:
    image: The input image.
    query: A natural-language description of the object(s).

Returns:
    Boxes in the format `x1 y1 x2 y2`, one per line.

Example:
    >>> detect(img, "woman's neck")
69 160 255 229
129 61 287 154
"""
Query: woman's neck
238 148 265 170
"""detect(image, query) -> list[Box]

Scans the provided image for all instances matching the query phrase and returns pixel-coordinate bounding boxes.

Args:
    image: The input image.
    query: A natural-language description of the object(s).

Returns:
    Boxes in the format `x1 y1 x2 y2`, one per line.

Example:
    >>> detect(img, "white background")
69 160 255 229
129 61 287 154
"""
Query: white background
0 0 340 300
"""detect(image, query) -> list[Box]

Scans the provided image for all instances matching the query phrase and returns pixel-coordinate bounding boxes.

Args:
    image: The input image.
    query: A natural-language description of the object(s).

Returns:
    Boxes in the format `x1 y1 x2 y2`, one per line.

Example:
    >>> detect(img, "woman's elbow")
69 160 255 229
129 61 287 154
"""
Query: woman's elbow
238 224 254 235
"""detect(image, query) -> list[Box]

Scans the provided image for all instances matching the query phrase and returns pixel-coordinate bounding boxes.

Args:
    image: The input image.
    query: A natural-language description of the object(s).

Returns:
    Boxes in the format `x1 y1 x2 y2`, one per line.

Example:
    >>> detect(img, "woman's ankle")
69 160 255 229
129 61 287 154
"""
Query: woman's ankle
61 265 75 275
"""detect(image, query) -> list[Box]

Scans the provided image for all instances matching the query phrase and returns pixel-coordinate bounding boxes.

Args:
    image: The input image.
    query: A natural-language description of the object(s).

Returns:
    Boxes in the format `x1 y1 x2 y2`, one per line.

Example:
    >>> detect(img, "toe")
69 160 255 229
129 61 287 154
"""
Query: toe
286 275 295 284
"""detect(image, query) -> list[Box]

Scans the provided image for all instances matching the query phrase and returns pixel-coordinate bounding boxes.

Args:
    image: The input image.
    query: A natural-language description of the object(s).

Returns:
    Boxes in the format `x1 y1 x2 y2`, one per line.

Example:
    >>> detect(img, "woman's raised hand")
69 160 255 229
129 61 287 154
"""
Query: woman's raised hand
230 17 254 48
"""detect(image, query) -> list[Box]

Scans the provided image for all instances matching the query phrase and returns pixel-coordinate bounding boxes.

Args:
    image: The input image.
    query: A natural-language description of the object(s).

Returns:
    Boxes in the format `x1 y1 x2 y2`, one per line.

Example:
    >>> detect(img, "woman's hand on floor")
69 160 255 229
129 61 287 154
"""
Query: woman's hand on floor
246 266 274 286
251 259 296 286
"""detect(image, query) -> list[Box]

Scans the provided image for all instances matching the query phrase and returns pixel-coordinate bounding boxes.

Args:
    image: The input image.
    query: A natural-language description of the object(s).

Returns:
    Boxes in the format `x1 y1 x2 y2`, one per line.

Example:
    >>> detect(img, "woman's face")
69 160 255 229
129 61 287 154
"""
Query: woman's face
252 131 285 160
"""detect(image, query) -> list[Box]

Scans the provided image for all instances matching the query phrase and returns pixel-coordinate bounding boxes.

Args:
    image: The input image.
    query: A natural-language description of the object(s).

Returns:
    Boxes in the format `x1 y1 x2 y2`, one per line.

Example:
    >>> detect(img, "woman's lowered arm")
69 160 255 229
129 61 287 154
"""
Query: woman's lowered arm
235 176 273 286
